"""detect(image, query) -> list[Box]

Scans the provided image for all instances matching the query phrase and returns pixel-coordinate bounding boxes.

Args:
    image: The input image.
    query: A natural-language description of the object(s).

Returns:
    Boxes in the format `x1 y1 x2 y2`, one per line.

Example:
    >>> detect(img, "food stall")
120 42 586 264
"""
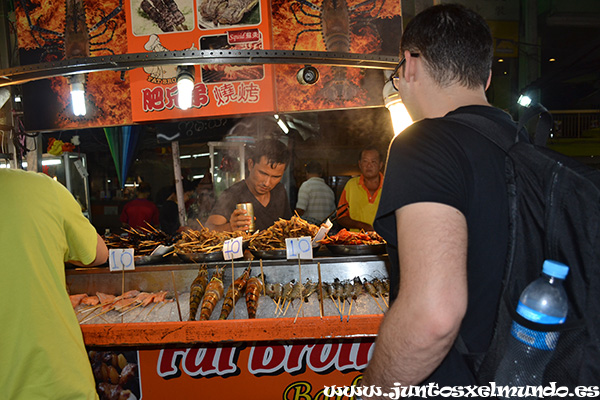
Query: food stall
68 251 388 399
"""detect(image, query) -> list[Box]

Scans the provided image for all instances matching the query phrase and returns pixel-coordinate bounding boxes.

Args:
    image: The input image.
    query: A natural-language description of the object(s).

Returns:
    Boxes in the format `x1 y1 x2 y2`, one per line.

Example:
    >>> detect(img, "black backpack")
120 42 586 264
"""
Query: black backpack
447 106 600 388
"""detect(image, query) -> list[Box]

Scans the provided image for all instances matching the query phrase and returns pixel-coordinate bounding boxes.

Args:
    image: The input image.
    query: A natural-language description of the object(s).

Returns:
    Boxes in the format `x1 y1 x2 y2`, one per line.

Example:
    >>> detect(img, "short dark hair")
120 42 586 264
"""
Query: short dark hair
137 182 151 194
249 139 290 167
305 160 323 175
400 4 493 89
359 146 382 162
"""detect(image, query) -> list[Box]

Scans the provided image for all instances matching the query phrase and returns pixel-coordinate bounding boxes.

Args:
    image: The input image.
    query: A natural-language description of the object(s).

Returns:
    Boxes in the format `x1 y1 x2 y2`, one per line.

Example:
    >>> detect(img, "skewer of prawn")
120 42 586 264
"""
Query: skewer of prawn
364 279 385 314
219 264 251 320
293 259 303 322
245 276 263 319
373 278 389 308
279 280 294 317
189 265 208 321
199 267 225 321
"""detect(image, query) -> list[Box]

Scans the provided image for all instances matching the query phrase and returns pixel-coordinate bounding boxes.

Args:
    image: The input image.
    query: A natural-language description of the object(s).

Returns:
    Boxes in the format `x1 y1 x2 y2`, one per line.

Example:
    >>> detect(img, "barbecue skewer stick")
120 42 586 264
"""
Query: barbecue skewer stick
369 294 385 314
171 271 183 322
317 262 324 319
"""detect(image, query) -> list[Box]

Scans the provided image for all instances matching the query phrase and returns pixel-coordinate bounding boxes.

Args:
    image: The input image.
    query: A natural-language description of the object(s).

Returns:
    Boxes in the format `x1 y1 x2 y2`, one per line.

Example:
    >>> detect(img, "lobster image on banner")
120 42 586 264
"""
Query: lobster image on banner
271 0 402 111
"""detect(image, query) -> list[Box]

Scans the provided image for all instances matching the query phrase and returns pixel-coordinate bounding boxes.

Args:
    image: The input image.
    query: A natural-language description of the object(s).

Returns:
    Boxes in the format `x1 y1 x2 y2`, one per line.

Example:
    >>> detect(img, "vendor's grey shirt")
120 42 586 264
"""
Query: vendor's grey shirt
209 180 292 231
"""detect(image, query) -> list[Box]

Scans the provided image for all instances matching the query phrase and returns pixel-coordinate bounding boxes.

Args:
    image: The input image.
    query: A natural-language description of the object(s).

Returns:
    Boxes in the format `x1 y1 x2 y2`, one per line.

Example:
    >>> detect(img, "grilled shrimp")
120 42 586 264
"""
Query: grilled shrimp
245 276 263 319
364 278 378 297
189 265 208 321
199 268 224 321
351 276 364 300
219 266 251 320
302 279 317 302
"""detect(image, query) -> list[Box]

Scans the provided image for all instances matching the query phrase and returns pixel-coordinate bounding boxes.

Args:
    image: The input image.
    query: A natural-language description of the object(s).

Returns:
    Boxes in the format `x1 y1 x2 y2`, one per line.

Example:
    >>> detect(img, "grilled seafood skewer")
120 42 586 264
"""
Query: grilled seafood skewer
199 267 225 321
245 276 263 319
364 278 384 314
219 266 251 320
189 265 208 321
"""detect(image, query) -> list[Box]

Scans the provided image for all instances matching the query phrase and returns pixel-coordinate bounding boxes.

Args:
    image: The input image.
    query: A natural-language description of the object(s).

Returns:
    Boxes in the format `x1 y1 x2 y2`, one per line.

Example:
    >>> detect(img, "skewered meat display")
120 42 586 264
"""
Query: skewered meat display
174 227 251 254
71 269 390 324
104 224 175 255
198 0 258 25
319 228 386 245
248 216 319 251
140 0 187 32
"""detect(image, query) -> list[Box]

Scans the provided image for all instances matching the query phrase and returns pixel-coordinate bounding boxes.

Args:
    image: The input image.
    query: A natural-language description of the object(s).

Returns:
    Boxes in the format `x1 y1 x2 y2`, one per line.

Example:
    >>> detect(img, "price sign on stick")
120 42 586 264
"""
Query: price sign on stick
286 237 313 260
109 249 135 271
223 237 244 260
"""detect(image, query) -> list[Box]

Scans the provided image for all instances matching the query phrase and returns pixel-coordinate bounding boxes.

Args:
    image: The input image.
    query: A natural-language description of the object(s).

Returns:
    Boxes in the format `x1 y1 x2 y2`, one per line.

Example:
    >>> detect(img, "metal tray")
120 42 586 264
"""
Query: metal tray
249 248 287 260
176 251 224 263
134 254 167 266
326 243 386 256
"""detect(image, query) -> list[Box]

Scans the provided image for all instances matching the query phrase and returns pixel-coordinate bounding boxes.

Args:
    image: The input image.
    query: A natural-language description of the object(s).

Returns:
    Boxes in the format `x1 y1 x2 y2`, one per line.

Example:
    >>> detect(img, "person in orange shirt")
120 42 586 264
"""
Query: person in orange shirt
336 146 384 231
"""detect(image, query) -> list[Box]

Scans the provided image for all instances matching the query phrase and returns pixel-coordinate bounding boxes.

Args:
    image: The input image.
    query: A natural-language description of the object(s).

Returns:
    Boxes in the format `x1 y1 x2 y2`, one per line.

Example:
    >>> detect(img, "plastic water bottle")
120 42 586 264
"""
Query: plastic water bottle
494 260 569 392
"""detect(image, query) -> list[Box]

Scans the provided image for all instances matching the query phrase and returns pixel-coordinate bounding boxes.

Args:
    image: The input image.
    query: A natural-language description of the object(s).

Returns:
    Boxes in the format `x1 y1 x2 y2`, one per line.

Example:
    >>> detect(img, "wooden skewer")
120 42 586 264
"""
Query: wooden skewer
171 271 183 322
231 260 236 320
317 262 325 319
347 299 354 322
143 302 160 321
369 294 385 314
330 295 343 319
118 301 144 317
80 306 115 324
293 299 304 323
260 259 266 296
379 294 389 308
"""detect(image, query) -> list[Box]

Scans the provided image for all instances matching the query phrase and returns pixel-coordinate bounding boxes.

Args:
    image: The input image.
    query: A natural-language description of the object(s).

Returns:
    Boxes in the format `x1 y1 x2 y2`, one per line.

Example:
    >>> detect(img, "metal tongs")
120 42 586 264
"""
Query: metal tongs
319 203 349 226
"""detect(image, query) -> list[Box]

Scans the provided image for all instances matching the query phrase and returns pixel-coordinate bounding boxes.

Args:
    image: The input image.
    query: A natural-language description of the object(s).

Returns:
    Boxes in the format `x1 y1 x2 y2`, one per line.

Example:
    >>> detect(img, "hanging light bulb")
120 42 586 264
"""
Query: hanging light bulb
69 74 87 116
382 71 413 136
177 65 195 110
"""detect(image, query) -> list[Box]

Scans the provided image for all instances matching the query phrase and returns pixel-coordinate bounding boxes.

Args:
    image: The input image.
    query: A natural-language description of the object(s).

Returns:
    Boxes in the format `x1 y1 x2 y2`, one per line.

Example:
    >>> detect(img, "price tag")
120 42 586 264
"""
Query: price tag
109 249 135 271
286 236 313 260
312 219 333 246
223 236 244 260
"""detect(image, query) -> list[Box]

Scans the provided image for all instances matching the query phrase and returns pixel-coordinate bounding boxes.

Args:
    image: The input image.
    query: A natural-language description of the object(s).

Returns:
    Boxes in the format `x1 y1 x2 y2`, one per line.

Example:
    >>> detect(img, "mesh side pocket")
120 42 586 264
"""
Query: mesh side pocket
477 291 585 389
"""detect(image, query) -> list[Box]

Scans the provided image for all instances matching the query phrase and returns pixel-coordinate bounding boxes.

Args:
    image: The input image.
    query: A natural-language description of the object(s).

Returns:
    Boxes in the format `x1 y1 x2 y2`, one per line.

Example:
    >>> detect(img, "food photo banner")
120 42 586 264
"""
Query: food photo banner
14 0 402 131
89 338 375 399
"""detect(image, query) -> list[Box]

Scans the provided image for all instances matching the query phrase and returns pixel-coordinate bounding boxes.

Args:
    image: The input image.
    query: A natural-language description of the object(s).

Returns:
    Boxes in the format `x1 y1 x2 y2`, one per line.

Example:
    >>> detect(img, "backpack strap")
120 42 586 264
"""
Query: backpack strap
518 103 553 147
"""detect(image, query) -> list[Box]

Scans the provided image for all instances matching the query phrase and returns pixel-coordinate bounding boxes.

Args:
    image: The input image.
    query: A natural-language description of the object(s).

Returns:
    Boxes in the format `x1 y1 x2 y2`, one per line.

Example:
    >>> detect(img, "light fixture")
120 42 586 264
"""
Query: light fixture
274 114 289 134
297 65 319 85
177 65 195 110
517 94 532 108
382 71 413 136
69 74 87 116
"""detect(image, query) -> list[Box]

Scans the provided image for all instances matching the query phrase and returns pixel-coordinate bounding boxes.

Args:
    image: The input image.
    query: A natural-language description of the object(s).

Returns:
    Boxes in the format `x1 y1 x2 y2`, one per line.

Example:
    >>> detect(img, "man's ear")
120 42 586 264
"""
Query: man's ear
403 50 417 82
247 158 255 170
485 70 492 90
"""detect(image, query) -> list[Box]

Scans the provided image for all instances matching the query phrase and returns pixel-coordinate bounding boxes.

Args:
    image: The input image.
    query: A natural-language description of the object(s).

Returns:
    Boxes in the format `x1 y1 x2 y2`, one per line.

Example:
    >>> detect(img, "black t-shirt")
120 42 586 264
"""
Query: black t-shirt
210 180 292 231
374 105 519 385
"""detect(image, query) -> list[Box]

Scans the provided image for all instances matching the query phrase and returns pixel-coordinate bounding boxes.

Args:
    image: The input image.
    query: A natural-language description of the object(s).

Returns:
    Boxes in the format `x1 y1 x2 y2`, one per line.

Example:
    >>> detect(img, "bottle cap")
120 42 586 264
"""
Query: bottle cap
542 260 569 279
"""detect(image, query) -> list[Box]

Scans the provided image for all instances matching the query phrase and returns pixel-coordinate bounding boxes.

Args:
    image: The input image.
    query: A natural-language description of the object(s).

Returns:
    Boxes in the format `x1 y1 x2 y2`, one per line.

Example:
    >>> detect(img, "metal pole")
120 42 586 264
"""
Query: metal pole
171 141 186 227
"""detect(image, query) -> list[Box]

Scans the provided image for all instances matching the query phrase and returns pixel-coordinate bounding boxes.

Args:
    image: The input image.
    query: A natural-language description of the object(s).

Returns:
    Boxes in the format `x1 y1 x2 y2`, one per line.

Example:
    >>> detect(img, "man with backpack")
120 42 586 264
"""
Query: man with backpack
363 3 516 391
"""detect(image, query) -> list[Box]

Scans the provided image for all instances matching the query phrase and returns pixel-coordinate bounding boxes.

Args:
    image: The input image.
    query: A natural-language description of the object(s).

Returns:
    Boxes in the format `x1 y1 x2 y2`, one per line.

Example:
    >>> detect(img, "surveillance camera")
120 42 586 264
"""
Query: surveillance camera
297 66 319 85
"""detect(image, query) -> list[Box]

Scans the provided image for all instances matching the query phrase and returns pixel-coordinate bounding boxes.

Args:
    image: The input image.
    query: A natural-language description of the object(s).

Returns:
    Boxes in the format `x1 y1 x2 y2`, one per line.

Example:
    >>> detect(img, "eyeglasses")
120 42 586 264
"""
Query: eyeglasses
388 53 420 91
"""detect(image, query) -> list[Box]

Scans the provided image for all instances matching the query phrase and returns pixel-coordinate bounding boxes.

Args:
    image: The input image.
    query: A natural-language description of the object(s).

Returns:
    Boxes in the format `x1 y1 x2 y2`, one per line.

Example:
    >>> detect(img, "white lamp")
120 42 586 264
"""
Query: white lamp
383 71 413 136
69 74 87 116
177 65 195 110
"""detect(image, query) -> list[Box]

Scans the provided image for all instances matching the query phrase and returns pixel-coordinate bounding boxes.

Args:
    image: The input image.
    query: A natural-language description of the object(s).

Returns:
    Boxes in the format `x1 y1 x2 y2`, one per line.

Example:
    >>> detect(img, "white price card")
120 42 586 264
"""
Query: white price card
109 249 135 271
312 219 333 247
223 236 244 260
286 236 313 260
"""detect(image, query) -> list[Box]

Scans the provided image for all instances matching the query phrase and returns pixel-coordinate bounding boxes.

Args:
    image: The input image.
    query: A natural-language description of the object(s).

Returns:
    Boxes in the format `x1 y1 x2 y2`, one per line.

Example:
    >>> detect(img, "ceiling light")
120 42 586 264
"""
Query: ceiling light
382 71 413 136
177 65 195 110
69 74 87 116
517 94 532 108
